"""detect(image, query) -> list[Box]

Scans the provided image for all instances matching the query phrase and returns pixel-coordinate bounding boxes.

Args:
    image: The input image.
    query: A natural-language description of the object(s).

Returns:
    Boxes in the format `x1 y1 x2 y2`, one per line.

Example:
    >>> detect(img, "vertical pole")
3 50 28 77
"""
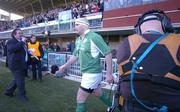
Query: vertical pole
51 0 55 9
9 12 11 21
23 8 27 17
31 4 35 15
64 0 67 7
39 0 44 12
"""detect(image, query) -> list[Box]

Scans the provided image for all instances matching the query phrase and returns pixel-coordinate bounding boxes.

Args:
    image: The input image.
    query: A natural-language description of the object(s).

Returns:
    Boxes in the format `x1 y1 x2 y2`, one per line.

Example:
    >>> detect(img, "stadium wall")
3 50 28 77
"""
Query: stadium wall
103 0 180 28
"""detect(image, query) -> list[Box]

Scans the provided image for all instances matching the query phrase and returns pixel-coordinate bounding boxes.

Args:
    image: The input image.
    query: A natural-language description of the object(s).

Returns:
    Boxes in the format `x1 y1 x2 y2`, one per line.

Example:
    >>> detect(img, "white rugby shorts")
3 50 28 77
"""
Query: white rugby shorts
81 73 102 89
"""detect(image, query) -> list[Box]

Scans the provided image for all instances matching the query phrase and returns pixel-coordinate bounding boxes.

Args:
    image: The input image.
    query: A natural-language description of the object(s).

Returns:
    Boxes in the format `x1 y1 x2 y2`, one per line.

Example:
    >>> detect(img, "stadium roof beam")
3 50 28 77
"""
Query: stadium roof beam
0 0 70 16
4 0 20 4
0 1 14 11
14 0 38 11
0 0 37 15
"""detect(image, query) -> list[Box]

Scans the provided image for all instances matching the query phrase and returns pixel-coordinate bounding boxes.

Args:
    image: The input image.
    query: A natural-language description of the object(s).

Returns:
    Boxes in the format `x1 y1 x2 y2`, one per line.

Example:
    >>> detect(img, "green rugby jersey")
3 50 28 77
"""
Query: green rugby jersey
73 31 111 73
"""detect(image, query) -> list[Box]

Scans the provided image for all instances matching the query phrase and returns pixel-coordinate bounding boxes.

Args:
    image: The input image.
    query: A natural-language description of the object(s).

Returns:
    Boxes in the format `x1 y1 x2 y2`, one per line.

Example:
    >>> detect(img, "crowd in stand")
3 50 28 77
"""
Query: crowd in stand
43 41 75 53
0 0 103 32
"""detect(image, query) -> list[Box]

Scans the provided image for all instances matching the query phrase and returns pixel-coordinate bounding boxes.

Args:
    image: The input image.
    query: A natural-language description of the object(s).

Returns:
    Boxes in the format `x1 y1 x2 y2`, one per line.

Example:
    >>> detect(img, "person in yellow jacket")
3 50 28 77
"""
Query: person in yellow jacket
28 34 44 81
116 9 180 112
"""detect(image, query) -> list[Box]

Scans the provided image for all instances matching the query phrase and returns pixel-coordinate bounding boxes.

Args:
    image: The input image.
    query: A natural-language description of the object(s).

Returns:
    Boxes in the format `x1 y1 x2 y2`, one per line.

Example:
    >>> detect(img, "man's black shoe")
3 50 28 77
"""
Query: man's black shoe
19 96 29 102
4 92 14 97
31 79 36 81
25 75 30 78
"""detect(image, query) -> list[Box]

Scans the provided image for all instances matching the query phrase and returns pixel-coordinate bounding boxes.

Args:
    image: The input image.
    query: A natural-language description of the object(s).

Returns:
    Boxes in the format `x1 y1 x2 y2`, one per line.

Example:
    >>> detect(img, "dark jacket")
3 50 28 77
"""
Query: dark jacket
117 33 180 111
7 38 28 71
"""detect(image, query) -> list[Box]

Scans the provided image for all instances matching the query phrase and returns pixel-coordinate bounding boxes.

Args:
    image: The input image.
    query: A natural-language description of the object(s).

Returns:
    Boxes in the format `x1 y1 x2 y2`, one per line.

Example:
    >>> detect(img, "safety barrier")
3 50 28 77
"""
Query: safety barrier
48 52 119 82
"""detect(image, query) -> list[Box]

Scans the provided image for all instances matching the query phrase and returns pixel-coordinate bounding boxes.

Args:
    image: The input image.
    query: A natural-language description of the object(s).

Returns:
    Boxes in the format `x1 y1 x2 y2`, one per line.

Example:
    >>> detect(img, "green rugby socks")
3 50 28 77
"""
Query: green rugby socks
76 103 87 112
100 92 112 107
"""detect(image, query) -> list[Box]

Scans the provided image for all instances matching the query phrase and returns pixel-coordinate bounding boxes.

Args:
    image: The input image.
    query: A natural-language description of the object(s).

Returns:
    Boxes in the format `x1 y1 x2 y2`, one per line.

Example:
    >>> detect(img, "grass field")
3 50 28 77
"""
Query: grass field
0 62 114 112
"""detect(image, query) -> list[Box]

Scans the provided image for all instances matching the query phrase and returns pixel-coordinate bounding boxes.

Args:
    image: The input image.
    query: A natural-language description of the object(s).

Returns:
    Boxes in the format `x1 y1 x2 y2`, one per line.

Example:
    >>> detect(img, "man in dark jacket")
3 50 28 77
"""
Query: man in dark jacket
4 28 29 102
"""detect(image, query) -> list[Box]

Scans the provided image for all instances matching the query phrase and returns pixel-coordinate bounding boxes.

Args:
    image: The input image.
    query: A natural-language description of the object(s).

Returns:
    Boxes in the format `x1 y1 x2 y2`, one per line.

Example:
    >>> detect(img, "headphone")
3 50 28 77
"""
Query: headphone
134 9 174 34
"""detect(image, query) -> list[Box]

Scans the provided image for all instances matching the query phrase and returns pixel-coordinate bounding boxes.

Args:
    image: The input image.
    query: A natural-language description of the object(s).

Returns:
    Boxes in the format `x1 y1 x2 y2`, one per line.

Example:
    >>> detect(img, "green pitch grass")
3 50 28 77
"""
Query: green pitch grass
0 62 120 112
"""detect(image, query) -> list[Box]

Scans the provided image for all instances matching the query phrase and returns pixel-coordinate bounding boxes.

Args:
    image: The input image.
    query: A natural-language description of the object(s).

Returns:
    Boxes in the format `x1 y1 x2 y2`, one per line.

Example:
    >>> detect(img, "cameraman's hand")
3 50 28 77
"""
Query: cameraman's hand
105 73 114 84
59 65 66 73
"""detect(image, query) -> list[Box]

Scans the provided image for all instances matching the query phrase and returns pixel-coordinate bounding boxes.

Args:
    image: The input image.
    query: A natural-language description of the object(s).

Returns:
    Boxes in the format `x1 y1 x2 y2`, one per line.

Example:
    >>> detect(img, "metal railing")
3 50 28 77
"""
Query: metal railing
0 12 102 39
48 52 119 82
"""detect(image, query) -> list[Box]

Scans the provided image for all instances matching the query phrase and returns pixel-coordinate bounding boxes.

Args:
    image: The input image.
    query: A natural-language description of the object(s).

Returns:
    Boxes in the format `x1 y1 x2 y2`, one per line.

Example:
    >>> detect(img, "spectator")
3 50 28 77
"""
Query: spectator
28 34 44 81
0 0 102 32
53 43 60 52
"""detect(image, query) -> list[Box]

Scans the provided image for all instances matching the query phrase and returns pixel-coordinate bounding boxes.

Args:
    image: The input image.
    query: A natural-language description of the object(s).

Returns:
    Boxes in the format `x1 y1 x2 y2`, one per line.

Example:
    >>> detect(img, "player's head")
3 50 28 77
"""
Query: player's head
75 18 89 34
